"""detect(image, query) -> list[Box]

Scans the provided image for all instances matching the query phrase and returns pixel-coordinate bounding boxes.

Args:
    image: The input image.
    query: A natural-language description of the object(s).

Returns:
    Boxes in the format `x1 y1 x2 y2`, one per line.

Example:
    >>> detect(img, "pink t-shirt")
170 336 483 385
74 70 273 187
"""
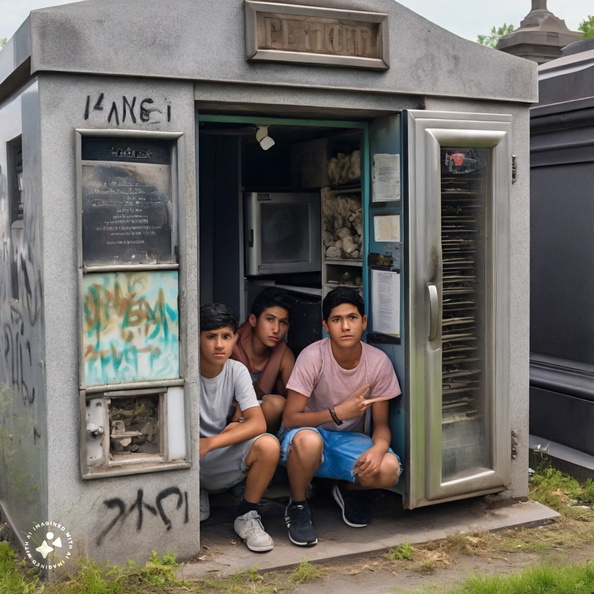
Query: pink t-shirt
286 338 401 432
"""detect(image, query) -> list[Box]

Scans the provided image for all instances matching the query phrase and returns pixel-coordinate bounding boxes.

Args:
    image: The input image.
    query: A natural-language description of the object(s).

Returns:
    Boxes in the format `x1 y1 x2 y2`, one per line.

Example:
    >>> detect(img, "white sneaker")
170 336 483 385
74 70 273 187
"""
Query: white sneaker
200 489 210 521
233 510 274 552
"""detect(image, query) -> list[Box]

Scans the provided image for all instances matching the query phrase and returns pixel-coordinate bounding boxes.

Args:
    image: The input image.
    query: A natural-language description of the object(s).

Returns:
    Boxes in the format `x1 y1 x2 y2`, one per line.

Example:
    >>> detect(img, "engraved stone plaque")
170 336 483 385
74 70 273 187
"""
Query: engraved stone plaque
245 1 389 70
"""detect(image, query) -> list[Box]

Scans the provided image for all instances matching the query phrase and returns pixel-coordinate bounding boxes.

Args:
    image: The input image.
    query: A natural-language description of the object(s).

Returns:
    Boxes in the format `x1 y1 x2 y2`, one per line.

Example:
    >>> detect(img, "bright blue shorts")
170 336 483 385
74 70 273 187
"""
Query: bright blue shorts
279 426 402 484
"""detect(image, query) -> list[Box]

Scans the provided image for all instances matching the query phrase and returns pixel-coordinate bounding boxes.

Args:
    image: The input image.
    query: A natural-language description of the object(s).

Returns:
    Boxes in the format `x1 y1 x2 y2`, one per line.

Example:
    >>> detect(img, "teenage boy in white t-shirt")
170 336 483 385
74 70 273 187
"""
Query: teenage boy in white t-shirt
199 302 280 553
280 287 402 547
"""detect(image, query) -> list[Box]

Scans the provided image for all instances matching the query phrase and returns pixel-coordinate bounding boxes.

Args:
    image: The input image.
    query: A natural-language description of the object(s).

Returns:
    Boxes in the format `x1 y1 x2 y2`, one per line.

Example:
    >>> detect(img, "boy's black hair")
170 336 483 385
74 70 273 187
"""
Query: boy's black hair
250 287 293 320
322 287 365 321
200 302 239 333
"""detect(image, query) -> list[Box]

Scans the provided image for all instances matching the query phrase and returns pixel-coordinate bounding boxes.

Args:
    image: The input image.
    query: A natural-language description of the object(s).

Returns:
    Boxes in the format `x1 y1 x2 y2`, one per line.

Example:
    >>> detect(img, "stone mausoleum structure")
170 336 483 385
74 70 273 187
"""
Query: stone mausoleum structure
0 0 537 573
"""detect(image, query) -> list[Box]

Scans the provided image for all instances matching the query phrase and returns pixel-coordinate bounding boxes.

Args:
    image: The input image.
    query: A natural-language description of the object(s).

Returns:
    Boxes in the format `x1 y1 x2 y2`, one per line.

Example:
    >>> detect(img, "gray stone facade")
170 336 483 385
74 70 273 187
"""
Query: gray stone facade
0 0 536 569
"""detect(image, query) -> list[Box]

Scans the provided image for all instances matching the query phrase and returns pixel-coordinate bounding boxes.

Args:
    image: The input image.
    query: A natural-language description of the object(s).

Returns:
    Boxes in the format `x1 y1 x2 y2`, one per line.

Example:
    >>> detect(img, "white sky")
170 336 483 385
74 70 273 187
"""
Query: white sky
0 0 590 43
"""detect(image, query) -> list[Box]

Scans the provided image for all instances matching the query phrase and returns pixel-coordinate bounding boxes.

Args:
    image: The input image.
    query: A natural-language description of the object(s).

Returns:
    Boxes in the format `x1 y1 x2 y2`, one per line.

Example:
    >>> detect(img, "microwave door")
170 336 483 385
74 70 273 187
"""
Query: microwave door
244 192 321 276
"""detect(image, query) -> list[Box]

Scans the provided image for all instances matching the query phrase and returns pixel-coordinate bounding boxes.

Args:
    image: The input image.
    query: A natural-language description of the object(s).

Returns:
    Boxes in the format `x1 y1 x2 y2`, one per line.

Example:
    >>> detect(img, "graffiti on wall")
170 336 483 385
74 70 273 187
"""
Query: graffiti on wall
83 94 172 125
2 250 43 405
96 486 189 545
83 270 180 386
0 141 45 516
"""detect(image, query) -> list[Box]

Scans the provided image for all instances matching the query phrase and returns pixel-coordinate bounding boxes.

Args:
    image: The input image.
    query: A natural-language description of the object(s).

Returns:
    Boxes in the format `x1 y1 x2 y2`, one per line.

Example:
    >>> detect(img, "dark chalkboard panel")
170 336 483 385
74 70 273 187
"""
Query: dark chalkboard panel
82 137 172 164
81 161 174 265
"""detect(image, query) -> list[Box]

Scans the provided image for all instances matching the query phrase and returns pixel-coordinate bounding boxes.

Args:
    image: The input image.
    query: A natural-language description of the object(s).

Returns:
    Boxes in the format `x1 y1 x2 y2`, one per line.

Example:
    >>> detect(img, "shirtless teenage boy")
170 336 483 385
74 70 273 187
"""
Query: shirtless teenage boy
232 288 296 434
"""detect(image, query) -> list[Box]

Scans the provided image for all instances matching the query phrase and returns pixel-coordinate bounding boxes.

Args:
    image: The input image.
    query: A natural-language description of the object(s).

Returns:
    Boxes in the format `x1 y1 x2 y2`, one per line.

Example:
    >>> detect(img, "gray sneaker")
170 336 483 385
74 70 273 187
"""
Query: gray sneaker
234 510 274 552
200 489 210 522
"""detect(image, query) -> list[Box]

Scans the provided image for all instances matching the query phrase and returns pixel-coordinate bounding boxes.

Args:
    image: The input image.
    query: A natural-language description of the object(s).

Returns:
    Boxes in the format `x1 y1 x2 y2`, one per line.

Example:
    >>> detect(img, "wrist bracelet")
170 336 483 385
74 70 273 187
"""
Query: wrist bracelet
329 407 343 426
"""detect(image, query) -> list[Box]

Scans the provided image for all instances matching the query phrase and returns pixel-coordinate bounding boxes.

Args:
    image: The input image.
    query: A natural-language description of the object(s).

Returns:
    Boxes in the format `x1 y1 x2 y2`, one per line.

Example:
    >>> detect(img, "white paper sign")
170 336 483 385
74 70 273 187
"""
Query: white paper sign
372 153 400 202
374 214 400 242
371 269 400 337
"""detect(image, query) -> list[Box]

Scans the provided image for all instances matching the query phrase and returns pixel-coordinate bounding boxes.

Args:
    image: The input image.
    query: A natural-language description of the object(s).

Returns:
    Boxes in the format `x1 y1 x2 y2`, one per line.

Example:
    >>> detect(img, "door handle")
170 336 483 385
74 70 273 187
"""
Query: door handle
427 283 439 341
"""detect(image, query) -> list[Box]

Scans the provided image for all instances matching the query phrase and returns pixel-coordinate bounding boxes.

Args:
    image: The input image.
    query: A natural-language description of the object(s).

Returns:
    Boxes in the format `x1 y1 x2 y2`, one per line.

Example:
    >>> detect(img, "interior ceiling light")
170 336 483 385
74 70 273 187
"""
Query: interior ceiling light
256 126 275 151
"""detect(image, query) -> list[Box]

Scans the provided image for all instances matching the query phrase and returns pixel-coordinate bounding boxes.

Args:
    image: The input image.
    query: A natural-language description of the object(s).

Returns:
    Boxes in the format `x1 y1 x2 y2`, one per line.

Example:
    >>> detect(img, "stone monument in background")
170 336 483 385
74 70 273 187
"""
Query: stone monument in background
496 0 580 64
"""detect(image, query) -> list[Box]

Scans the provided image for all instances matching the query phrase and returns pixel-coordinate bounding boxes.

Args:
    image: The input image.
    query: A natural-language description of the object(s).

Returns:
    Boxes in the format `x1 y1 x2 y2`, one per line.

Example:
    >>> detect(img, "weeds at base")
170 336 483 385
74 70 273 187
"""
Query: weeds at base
3 463 594 592
289 559 326 584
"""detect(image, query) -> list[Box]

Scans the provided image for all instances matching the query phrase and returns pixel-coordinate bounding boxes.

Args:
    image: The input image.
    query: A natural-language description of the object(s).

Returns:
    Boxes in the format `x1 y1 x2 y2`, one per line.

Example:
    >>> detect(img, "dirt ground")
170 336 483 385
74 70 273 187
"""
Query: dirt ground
3 479 594 593
188 479 580 592
3 512 594 592
250 514 594 593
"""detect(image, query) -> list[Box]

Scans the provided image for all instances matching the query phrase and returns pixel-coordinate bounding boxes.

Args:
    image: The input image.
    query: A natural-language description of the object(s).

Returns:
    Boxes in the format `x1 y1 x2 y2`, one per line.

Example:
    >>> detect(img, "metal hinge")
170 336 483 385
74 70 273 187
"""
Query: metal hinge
511 429 518 459
511 155 517 184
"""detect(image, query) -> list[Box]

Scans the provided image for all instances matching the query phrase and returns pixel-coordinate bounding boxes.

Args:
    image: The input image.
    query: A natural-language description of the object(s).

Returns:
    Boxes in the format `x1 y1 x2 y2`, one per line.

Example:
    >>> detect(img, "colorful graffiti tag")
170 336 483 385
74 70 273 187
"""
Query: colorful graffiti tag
82 271 179 386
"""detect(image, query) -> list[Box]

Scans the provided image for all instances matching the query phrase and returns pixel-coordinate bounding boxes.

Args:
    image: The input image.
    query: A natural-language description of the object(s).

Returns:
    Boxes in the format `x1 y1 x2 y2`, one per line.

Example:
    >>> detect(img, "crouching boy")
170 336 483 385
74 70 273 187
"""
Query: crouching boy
281 287 402 547
232 287 296 434
199 303 280 553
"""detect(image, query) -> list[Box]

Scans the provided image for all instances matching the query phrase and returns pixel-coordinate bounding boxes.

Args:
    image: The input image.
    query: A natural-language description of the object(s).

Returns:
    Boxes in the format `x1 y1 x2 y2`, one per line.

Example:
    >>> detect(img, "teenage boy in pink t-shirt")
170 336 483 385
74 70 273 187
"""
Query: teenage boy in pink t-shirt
280 287 402 547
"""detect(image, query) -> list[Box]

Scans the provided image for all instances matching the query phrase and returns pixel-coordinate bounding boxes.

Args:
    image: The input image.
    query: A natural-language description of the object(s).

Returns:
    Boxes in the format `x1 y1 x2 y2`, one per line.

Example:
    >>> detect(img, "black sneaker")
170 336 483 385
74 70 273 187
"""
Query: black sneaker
332 483 371 528
284 500 318 547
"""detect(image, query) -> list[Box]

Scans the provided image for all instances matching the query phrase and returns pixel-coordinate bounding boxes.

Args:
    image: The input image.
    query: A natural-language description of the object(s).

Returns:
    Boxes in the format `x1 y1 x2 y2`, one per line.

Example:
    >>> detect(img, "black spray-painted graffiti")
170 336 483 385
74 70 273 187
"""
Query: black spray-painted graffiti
0 159 44 504
96 487 189 546
3 321 35 405
84 94 172 125
1 234 43 406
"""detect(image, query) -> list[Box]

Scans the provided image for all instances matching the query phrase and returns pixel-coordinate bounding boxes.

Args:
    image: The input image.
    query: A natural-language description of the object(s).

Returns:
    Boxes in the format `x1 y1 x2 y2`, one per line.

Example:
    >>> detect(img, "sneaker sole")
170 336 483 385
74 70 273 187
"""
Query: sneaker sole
331 484 368 528
244 541 274 553
284 516 318 547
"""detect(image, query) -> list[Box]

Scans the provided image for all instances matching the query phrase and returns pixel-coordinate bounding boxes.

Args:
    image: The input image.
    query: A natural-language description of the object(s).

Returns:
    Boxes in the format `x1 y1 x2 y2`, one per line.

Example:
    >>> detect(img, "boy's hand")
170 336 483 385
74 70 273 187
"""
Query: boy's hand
199 437 214 459
353 446 383 478
335 384 372 421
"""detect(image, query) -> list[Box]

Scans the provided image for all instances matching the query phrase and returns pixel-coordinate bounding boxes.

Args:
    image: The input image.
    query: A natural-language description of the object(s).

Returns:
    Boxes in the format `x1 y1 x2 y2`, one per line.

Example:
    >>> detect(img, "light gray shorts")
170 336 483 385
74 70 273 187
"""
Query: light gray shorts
200 433 275 493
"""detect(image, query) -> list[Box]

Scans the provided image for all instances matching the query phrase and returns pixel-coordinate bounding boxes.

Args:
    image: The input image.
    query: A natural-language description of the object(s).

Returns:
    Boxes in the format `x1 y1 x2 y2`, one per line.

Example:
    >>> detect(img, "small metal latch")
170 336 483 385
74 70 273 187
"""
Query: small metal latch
511 155 517 184
87 423 104 437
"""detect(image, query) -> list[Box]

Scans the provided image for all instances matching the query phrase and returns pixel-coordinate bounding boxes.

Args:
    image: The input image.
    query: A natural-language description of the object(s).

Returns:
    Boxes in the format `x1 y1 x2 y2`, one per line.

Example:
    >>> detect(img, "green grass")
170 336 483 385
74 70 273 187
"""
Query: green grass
580 478 594 505
445 562 594 593
0 546 191 594
289 559 325 584
385 542 414 560
0 540 40 593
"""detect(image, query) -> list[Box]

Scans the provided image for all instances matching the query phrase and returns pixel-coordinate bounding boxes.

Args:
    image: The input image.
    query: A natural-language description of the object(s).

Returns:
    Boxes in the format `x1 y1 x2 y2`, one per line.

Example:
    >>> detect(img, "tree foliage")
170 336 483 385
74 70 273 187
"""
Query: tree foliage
578 15 594 39
477 23 515 48
0 38 7 49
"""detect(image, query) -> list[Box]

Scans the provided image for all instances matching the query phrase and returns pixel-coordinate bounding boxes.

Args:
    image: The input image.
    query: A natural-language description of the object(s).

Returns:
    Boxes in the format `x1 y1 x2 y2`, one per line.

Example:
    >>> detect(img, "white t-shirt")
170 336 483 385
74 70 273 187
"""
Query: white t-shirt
200 359 259 438
287 338 401 432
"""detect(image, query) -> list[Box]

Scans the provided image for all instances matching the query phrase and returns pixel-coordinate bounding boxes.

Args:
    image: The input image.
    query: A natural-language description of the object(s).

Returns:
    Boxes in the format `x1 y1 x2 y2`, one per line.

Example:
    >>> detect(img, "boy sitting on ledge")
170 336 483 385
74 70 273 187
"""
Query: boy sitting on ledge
231 287 296 434
199 302 280 553
280 287 402 547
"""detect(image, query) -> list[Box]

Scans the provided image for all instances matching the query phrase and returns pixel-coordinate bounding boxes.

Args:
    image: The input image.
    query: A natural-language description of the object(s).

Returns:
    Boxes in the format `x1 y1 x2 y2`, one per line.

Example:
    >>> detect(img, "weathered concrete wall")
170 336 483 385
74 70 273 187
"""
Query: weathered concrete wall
0 72 200 566
39 74 199 564
19 0 536 104
0 79 48 534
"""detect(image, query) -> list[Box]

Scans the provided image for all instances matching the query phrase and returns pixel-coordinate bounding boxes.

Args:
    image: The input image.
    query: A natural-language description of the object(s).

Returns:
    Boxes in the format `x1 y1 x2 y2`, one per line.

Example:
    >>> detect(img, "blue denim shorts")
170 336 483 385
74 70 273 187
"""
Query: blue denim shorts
279 426 402 484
